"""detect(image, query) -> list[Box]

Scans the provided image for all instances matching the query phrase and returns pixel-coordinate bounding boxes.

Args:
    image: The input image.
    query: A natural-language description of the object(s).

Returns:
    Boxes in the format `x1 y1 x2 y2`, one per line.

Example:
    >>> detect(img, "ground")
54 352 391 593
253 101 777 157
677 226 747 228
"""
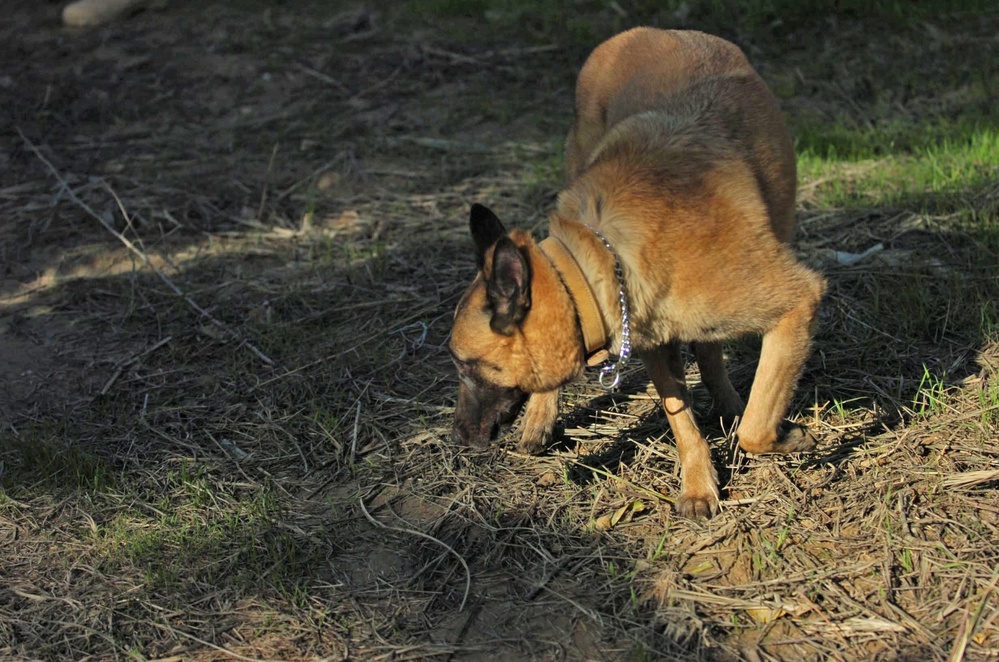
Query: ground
1 1 998 660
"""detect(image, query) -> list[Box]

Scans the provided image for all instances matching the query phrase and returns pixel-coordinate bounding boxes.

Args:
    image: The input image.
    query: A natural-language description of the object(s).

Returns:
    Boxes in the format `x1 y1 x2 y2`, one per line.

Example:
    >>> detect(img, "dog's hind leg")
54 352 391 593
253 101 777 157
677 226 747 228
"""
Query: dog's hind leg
642 342 720 518
737 283 823 455
692 341 745 425
519 390 560 455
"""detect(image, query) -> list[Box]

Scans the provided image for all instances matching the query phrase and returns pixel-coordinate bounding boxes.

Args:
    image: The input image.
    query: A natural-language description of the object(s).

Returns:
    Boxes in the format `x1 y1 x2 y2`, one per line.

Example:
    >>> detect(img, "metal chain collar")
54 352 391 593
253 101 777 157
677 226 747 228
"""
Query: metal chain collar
586 226 632 390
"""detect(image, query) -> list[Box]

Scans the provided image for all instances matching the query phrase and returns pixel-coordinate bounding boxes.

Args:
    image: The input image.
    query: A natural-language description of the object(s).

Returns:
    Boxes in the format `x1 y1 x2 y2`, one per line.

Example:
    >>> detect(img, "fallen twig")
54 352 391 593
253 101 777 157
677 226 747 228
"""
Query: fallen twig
357 491 471 612
99 335 173 395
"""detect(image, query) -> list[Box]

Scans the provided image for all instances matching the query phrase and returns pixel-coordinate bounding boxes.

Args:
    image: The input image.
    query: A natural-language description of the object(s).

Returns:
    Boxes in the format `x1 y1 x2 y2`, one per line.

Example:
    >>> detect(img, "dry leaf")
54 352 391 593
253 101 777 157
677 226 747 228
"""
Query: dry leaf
596 500 648 530
332 209 361 231
745 606 786 624
537 471 558 487
593 515 613 531
610 503 630 527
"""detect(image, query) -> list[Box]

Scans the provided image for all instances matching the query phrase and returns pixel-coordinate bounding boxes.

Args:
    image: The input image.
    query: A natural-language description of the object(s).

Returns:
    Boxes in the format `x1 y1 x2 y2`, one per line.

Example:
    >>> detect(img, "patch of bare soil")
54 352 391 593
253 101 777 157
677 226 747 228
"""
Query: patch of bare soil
1 2 997 661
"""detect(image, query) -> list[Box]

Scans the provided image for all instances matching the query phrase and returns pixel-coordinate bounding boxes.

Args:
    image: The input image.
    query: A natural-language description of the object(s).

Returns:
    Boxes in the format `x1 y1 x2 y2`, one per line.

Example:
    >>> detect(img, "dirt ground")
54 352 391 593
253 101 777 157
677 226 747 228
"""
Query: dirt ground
1 1 998 661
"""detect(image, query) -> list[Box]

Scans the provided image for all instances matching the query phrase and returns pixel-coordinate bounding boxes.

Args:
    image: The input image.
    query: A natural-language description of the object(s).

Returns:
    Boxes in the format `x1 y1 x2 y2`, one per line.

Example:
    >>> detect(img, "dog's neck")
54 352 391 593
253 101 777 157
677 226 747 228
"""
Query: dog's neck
538 226 633 389
538 236 608 365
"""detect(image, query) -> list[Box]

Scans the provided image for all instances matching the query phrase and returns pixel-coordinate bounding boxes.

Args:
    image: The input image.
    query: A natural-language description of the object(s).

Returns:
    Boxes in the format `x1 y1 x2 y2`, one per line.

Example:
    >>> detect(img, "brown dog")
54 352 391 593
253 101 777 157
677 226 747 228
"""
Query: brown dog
449 28 826 518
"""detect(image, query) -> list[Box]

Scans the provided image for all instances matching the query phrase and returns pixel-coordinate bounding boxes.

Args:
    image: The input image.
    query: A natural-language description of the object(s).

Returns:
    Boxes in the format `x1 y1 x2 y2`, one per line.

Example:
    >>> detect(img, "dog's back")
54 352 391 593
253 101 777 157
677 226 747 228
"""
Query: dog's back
565 27 796 242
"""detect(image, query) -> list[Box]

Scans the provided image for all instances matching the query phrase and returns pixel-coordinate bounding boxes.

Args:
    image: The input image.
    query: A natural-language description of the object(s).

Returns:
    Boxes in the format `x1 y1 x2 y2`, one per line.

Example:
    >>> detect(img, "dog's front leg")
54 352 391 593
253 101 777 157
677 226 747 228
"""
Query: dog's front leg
518 390 559 454
641 342 720 518
738 283 823 454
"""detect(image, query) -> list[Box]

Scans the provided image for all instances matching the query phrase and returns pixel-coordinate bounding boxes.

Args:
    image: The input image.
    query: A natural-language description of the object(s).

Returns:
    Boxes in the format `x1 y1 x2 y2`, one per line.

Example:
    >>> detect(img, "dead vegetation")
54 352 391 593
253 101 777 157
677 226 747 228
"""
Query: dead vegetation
1 2 997 660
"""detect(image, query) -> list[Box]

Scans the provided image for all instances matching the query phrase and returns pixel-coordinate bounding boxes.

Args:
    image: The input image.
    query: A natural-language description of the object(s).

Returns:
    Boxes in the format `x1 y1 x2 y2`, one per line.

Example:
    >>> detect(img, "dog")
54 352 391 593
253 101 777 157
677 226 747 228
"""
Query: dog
448 27 826 518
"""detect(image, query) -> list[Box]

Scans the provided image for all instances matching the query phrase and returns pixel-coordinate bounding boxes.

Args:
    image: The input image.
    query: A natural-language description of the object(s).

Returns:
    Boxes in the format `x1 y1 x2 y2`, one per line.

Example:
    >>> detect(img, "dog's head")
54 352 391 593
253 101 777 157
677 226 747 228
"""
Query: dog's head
448 204 583 448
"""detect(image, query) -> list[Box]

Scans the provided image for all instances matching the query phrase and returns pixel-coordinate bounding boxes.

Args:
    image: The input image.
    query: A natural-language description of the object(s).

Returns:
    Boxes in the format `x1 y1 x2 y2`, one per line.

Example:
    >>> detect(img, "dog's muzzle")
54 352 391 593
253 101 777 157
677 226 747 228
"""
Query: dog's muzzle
451 380 525 448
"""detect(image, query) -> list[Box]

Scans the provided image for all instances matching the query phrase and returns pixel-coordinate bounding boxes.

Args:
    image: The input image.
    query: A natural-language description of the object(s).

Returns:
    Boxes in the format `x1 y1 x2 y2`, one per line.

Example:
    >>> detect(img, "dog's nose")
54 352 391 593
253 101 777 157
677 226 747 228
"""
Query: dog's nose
451 422 492 448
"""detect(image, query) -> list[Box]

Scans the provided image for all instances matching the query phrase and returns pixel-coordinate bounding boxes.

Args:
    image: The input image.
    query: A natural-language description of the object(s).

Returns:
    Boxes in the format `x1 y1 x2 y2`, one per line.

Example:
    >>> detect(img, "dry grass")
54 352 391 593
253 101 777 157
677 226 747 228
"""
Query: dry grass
1 2 997 660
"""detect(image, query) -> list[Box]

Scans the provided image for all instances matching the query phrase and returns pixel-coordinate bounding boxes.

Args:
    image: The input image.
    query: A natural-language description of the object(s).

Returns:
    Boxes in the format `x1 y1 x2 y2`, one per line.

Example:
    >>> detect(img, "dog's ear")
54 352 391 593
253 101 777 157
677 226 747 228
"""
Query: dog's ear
486 236 531 335
470 203 506 269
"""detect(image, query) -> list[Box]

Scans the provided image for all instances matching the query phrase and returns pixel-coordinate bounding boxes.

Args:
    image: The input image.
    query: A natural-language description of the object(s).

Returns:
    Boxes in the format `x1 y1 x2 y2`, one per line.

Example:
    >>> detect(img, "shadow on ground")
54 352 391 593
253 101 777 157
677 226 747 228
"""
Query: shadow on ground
2 2 997 659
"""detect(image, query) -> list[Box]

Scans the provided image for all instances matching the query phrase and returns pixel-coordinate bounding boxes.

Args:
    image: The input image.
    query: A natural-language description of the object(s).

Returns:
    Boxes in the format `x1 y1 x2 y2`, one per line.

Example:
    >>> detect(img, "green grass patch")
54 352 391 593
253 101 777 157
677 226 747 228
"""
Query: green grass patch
798 128 999 207
91 465 329 595
978 377 999 429
0 427 115 494
796 116 995 163
799 125 999 208
912 365 951 418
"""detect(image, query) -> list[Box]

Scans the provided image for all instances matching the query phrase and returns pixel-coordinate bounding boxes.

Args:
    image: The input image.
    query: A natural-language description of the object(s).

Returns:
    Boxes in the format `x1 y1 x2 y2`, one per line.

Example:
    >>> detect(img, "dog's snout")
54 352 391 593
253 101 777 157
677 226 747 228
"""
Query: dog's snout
450 424 470 446
451 369 526 449
450 417 493 448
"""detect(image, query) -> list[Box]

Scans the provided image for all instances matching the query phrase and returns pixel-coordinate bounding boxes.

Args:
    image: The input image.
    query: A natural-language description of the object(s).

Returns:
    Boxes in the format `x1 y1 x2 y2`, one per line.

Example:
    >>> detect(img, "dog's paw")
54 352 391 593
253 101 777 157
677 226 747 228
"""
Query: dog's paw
676 462 720 519
517 390 558 455
737 423 818 455
516 430 550 455
676 492 719 519
773 424 818 453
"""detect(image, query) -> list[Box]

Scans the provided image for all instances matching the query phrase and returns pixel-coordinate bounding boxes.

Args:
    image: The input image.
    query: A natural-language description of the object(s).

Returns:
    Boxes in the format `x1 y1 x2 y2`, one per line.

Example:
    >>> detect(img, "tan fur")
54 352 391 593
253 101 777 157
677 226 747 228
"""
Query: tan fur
451 230 585 393
450 28 826 518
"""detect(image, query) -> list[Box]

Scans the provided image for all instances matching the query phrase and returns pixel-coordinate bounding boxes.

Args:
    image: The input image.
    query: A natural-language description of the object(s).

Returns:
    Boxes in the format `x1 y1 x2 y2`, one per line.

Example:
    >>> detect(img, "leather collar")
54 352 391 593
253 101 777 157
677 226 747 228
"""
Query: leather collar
538 236 609 365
